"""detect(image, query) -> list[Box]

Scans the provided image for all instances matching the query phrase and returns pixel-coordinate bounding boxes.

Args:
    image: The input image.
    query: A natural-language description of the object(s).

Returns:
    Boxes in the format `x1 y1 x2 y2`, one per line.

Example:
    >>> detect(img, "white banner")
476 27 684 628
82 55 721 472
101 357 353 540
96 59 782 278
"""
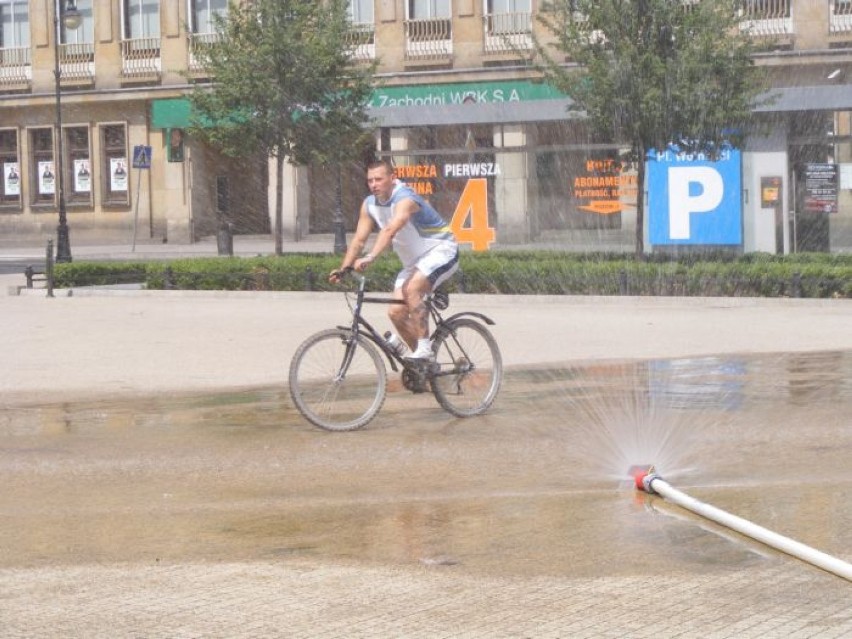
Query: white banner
74 158 91 193
38 161 55 195
110 157 128 192
4 162 20 196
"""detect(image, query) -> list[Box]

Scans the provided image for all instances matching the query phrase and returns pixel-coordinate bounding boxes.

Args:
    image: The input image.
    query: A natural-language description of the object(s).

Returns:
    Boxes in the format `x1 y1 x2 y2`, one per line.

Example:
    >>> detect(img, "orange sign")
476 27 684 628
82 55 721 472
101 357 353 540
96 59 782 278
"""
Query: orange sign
573 159 637 215
396 164 438 195
450 178 495 251
579 200 627 215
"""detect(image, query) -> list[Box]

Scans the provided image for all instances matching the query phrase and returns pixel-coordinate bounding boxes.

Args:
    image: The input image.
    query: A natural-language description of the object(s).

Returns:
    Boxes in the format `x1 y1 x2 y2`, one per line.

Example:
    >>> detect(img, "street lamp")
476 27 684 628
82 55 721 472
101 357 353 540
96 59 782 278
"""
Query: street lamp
54 0 81 263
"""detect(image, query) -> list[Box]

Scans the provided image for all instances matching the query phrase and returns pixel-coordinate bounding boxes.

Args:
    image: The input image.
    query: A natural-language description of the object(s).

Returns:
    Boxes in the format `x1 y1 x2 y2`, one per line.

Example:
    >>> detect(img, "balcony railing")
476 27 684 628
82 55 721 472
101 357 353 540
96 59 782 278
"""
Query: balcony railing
739 0 793 37
188 31 221 73
483 12 533 55
404 18 452 61
0 46 31 88
345 23 376 62
120 37 161 80
59 42 95 83
830 0 852 33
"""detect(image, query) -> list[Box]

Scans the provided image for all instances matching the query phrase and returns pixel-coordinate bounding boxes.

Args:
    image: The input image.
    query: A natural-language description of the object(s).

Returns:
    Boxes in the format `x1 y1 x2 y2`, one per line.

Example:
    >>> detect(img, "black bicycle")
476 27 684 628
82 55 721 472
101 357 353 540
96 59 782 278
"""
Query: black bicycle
288 269 502 431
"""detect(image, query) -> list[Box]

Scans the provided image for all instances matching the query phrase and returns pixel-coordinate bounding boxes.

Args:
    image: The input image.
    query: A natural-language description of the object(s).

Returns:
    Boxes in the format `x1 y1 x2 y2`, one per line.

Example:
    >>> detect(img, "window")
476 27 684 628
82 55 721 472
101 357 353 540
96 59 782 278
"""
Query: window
408 0 451 19
123 0 160 39
348 0 374 24
189 0 227 34
29 129 56 206
0 0 29 48
487 0 530 13
485 0 531 35
66 127 91 204
101 124 128 205
61 0 93 44
406 0 452 56
0 128 20 208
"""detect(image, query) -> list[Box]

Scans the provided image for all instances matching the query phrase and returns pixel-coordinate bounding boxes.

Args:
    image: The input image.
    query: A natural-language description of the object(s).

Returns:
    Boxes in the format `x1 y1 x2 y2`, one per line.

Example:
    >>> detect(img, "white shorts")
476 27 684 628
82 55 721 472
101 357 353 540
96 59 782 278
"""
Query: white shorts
394 243 459 291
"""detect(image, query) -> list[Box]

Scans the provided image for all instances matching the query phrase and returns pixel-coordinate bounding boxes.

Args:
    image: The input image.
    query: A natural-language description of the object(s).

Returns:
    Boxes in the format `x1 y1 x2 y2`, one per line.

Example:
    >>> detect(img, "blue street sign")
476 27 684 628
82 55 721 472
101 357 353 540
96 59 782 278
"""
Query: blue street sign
648 148 742 246
132 145 152 170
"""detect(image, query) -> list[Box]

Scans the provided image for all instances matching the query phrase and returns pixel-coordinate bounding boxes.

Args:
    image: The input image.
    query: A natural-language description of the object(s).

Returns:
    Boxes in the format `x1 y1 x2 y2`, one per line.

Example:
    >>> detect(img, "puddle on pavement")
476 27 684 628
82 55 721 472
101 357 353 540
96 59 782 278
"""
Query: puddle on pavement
1 351 850 578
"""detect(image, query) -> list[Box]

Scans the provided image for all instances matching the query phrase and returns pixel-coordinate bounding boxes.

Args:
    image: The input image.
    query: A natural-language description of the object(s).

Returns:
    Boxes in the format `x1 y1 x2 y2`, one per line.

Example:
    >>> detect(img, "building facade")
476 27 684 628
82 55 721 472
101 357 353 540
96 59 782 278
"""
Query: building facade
1 0 851 253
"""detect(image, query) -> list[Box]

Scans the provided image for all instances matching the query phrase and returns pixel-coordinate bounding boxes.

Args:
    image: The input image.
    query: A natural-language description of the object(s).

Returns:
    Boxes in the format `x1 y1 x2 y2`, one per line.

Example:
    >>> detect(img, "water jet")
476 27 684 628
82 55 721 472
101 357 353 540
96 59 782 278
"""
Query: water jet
632 466 852 582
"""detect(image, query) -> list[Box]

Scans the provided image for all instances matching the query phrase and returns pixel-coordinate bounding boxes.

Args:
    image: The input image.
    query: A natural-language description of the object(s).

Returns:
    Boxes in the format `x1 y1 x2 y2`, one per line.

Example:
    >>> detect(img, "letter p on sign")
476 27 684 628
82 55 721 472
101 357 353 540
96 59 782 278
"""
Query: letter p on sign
668 167 723 240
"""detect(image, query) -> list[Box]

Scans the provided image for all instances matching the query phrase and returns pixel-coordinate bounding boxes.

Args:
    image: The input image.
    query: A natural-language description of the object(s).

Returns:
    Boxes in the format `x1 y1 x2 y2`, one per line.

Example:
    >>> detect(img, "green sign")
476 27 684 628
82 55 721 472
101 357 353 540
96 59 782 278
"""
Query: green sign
369 80 564 109
153 80 565 129
151 98 192 129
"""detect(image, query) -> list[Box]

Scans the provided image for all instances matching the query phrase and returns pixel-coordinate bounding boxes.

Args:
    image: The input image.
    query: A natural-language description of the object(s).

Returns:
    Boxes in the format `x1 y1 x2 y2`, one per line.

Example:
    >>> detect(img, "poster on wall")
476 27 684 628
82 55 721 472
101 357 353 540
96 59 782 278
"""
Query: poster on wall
110 157 128 192
4 162 20 196
802 163 837 214
74 159 91 193
38 161 55 195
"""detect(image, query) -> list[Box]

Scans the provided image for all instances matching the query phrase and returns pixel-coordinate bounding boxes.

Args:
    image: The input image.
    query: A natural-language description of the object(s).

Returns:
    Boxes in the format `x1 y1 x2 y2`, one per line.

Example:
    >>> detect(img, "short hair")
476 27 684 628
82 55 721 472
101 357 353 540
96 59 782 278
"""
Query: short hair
366 159 395 174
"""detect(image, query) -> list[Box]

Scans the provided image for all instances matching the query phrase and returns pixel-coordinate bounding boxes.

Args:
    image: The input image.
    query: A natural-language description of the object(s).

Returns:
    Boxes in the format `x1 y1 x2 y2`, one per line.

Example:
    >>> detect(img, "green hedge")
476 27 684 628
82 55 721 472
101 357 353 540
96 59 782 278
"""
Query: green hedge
52 251 852 298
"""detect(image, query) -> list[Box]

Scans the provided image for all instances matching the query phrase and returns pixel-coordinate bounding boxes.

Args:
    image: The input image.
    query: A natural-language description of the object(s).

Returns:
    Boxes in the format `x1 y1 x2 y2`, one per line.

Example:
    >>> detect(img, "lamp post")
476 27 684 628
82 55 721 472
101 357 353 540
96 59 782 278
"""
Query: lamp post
54 0 82 263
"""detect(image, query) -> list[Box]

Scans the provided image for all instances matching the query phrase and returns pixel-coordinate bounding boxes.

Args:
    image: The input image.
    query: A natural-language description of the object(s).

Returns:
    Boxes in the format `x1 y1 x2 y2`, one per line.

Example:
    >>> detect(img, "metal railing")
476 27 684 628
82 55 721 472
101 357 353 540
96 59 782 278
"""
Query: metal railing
58 42 95 82
830 0 852 33
344 23 376 62
483 12 533 55
0 46 31 88
187 31 221 73
404 18 453 61
739 0 793 37
120 37 161 79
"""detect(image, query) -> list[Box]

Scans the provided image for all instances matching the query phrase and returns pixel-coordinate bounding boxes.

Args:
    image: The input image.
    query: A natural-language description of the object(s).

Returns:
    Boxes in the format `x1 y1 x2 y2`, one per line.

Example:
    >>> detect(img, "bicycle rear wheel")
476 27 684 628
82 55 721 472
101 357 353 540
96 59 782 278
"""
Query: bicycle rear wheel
289 329 387 431
431 318 502 417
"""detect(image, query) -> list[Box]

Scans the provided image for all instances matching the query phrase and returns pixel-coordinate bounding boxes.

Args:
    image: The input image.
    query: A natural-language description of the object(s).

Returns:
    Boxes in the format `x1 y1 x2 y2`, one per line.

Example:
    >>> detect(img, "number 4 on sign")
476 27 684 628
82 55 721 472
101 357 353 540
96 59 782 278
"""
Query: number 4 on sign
450 178 496 251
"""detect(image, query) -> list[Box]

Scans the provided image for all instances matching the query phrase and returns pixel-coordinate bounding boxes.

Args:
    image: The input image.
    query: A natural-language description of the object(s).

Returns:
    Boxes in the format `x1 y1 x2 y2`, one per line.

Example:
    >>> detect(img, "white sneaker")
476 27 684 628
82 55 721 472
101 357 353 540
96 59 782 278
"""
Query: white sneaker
405 342 435 362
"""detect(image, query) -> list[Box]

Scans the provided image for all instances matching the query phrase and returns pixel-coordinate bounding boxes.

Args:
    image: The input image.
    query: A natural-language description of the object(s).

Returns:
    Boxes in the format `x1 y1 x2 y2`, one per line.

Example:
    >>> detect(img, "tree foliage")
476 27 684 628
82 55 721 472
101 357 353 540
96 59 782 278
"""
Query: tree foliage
190 0 375 165
536 0 769 254
187 0 377 252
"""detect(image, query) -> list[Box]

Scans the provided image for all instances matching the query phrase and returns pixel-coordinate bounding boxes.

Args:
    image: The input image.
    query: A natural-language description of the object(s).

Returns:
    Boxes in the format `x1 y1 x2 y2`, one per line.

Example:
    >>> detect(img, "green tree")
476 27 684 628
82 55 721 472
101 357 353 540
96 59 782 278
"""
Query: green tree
188 0 376 254
536 0 768 255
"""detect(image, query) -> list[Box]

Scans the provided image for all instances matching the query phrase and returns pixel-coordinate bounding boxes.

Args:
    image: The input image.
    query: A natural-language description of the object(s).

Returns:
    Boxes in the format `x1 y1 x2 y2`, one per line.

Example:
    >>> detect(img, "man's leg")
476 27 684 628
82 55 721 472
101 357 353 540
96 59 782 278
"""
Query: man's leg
388 270 432 351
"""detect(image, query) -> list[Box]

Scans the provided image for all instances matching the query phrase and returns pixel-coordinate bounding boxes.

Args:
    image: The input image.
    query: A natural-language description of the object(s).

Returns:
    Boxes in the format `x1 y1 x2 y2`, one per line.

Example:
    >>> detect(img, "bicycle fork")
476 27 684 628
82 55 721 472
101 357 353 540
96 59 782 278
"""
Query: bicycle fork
333 332 360 383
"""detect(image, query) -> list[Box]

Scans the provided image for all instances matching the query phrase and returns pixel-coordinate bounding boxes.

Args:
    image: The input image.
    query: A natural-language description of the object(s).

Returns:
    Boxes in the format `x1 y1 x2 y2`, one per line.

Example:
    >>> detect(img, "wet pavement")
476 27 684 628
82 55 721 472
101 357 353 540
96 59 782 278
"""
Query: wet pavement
2 350 852 637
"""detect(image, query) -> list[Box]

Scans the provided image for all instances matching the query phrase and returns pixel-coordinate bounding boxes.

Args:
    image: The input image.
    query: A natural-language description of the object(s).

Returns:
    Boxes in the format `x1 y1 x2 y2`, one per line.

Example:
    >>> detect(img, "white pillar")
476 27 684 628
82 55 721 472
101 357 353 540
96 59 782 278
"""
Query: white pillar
493 124 529 244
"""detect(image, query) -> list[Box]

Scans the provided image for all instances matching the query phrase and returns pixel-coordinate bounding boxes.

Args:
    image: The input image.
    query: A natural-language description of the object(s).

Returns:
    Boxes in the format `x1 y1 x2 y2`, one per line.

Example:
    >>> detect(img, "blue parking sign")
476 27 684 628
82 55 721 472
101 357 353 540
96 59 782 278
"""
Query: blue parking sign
648 148 742 246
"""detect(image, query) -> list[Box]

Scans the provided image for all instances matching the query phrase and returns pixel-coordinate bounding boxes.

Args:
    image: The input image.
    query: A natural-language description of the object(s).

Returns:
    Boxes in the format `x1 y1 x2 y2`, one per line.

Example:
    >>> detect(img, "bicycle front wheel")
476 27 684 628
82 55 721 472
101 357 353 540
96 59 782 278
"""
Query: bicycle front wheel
431 318 502 417
289 329 387 431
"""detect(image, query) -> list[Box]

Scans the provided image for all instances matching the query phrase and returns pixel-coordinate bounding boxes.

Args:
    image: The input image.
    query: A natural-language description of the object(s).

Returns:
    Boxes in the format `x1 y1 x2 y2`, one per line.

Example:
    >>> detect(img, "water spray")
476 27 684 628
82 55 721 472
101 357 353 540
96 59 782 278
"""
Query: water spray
630 465 852 582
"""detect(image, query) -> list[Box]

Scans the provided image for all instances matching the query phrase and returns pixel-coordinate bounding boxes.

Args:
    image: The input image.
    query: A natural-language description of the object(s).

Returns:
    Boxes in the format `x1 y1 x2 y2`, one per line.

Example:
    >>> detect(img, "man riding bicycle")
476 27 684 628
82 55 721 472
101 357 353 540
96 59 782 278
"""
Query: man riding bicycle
329 159 459 361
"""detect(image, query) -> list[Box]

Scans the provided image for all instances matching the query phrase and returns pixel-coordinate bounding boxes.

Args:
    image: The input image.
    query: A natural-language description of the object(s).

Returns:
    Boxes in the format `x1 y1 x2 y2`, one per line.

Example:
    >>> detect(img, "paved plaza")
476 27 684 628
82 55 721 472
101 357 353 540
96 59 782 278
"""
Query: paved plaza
1 241 852 637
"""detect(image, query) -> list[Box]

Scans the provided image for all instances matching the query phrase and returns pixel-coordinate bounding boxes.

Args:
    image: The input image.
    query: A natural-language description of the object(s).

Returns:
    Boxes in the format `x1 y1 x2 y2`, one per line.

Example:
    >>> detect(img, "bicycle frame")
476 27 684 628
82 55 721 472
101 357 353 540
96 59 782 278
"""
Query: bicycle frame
335 272 496 379
337 273 407 374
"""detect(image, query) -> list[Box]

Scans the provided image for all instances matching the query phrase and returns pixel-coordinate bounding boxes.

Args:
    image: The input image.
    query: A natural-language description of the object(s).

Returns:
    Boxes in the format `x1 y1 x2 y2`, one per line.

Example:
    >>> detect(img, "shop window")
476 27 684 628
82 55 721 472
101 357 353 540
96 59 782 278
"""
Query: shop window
66 126 92 204
29 128 55 207
0 129 21 209
101 124 129 206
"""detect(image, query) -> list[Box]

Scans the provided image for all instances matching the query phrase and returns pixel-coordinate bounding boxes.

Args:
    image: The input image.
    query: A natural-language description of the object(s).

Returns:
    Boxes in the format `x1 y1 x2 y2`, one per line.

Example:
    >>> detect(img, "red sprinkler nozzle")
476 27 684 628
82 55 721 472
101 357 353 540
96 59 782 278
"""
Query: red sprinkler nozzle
628 465 657 493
